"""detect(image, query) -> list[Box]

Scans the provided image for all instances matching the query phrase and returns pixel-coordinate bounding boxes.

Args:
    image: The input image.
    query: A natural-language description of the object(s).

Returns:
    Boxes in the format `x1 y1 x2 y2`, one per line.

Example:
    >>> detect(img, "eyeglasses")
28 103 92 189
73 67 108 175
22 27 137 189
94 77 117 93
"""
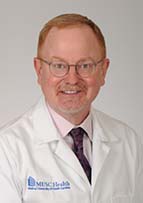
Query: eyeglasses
37 57 104 78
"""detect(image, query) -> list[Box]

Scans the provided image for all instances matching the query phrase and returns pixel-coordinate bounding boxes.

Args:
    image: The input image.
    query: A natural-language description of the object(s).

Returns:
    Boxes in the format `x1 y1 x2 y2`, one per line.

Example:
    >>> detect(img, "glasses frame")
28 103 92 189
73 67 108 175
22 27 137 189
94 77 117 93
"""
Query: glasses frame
37 57 105 78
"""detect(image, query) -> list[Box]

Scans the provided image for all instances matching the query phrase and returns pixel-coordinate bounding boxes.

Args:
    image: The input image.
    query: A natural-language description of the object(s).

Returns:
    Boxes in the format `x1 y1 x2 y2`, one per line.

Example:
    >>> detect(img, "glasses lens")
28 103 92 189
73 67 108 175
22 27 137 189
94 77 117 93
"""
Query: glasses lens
50 62 68 77
77 62 96 77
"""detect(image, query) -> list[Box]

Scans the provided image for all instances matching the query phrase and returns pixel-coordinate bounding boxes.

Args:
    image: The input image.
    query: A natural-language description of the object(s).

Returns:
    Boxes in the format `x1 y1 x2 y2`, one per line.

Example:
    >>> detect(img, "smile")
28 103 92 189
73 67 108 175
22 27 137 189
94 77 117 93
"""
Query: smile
61 90 81 95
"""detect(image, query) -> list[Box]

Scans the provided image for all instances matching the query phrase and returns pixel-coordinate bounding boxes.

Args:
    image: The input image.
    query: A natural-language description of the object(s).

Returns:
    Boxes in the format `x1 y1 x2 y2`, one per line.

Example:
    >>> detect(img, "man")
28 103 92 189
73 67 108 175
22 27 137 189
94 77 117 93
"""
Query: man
0 13 142 203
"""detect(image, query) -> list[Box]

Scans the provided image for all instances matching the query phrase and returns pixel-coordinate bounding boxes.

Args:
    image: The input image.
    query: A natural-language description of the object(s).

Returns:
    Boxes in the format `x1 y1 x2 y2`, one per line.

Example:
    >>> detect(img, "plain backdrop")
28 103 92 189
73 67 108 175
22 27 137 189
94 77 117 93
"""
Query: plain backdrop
0 0 142 135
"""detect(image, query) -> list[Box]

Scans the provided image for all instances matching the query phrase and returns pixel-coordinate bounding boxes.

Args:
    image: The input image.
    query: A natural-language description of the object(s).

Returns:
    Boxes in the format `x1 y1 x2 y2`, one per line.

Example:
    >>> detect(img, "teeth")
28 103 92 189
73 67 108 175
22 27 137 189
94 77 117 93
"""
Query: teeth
63 90 79 94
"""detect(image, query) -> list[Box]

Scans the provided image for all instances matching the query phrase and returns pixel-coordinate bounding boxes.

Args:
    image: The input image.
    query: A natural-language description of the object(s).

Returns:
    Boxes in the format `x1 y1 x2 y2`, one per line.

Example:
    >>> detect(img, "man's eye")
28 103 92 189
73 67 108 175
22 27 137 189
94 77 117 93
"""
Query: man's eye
80 63 93 69
82 64 90 68
52 63 66 69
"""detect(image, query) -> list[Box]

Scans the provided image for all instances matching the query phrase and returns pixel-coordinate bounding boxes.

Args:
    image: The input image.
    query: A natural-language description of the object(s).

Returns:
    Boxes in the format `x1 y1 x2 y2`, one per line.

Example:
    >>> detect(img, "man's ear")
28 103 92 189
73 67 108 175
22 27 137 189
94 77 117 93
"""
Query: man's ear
101 58 110 86
33 57 42 85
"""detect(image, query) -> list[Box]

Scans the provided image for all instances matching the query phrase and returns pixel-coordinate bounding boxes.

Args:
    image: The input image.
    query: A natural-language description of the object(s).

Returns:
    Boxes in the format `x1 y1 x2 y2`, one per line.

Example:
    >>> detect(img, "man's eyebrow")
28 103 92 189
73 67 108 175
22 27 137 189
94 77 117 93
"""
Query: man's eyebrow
50 56 67 62
77 57 95 62
50 56 95 63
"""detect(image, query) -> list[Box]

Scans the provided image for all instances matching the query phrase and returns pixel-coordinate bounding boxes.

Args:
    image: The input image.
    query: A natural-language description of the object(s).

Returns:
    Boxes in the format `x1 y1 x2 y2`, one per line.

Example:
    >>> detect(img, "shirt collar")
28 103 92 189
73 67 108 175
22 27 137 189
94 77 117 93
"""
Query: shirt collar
47 104 93 141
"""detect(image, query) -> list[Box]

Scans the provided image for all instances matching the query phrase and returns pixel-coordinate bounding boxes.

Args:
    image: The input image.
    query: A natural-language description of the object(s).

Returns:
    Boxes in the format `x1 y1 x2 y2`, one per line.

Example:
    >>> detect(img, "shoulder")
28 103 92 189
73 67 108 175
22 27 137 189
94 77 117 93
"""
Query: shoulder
0 96 56 147
0 111 32 153
0 99 41 146
91 108 138 141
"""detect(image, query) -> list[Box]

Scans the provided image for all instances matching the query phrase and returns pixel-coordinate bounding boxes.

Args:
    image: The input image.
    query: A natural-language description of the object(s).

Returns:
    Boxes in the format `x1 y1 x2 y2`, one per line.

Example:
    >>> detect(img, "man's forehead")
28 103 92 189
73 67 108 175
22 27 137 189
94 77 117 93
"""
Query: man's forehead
39 24 104 60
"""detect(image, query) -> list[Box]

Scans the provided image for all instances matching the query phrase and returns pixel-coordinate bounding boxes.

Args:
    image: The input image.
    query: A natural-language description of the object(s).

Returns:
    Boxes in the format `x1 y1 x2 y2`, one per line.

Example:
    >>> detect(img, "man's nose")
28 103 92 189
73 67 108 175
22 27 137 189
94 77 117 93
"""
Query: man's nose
65 65 80 84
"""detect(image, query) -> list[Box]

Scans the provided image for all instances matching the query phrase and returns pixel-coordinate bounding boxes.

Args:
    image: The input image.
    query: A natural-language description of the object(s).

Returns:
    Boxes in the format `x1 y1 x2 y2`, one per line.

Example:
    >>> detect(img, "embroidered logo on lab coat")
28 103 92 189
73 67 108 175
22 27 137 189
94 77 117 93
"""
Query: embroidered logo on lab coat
27 176 71 191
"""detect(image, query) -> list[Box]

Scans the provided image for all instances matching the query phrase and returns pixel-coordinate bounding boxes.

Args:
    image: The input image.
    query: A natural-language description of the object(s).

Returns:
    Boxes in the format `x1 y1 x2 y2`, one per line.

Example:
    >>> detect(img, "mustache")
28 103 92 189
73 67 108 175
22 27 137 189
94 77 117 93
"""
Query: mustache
59 83 87 92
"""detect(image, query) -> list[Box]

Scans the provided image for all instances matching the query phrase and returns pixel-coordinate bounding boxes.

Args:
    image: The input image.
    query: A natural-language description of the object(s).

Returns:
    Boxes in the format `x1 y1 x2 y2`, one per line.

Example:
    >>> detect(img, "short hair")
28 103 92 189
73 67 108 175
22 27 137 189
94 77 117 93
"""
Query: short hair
37 13 106 57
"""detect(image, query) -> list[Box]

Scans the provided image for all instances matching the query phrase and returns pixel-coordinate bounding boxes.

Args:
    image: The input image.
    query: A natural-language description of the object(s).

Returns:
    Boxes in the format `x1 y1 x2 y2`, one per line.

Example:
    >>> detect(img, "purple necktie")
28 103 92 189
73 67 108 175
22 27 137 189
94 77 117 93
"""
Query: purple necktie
69 127 91 183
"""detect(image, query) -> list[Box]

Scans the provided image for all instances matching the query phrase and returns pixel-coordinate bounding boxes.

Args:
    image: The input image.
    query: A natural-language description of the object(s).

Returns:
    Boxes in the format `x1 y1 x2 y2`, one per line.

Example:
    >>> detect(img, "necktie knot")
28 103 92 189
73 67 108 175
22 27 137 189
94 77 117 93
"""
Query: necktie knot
69 127 85 153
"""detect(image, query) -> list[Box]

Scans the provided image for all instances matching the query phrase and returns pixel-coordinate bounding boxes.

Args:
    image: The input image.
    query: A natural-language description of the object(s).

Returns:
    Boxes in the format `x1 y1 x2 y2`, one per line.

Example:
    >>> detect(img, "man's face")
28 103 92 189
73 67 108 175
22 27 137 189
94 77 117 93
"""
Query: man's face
34 25 109 121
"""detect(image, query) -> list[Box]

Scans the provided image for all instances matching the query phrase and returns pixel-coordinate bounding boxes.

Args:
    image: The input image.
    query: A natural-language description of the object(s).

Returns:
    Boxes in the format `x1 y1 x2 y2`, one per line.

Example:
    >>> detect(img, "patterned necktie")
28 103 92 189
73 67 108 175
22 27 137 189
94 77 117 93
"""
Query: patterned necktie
69 127 91 183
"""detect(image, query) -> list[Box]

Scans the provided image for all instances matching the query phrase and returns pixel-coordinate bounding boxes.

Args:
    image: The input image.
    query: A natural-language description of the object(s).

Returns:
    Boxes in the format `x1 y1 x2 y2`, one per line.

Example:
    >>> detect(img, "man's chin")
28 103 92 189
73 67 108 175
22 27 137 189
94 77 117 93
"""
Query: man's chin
57 105 87 115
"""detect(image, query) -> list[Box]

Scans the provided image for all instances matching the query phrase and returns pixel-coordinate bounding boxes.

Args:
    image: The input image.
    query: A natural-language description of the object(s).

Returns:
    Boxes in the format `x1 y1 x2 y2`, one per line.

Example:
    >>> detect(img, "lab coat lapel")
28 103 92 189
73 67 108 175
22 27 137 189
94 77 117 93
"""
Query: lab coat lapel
55 139 90 184
91 109 120 189
92 136 111 188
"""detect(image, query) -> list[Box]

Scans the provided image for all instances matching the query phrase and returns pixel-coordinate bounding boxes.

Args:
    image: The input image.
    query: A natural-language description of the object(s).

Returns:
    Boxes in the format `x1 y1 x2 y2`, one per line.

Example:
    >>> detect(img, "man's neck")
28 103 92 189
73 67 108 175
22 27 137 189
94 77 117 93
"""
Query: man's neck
60 110 90 125
47 104 90 125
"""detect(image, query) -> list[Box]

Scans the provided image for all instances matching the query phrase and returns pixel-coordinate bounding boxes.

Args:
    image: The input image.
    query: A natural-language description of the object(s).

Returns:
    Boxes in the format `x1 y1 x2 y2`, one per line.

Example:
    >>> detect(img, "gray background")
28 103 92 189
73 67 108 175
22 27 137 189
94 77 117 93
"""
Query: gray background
0 0 142 135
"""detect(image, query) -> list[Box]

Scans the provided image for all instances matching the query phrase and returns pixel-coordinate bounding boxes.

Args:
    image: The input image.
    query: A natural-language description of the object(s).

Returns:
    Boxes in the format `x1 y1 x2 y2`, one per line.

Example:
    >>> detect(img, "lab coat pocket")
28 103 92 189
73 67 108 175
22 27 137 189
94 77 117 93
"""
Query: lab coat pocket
112 195 132 203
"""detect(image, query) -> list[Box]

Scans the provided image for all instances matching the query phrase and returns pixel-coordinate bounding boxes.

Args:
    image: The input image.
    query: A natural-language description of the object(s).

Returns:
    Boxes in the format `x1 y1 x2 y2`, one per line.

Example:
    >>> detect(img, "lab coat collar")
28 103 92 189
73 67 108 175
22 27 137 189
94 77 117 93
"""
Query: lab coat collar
33 97 120 145
33 97 61 144
91 108 120 143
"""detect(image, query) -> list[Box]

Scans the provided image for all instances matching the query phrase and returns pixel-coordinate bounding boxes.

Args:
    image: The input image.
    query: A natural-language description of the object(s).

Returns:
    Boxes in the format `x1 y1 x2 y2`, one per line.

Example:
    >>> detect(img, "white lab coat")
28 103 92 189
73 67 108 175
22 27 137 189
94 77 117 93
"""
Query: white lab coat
0 97 142 203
